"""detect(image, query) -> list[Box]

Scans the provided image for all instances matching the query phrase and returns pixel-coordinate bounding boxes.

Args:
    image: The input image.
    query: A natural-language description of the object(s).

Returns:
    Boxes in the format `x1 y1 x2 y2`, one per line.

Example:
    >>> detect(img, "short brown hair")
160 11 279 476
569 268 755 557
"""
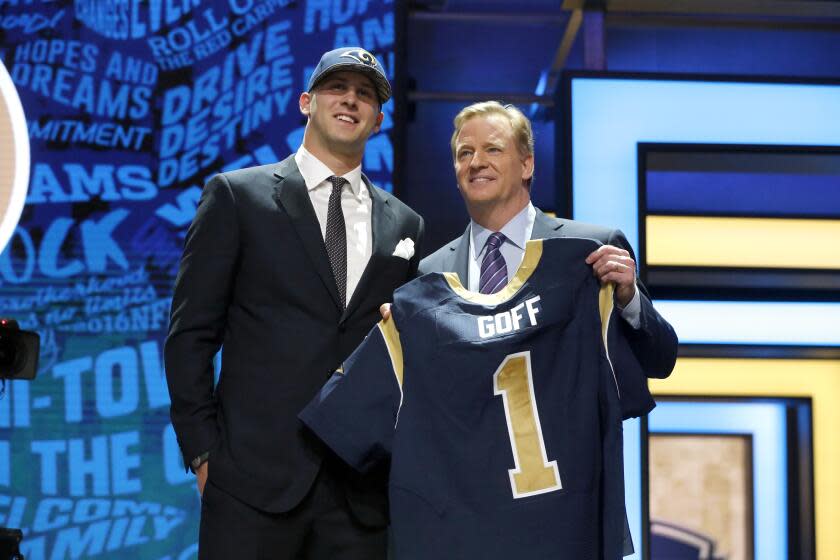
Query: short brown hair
450 101 535 160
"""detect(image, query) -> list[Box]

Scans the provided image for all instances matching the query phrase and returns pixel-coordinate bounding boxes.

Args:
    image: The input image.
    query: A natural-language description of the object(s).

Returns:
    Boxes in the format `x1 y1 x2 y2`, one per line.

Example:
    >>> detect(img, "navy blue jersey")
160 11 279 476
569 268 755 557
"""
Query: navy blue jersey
300 237 654 559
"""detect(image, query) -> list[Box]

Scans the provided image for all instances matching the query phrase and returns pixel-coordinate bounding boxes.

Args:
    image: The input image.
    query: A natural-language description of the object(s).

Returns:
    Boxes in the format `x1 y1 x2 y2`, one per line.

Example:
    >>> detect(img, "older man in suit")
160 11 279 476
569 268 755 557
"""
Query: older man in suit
411 99 675 559
419 101 676 379
165 47 424 559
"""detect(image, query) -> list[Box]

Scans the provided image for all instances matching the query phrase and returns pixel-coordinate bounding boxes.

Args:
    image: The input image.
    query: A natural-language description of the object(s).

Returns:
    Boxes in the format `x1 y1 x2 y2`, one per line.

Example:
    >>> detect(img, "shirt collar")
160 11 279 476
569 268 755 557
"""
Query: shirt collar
470 202 535 259
295 145 365 198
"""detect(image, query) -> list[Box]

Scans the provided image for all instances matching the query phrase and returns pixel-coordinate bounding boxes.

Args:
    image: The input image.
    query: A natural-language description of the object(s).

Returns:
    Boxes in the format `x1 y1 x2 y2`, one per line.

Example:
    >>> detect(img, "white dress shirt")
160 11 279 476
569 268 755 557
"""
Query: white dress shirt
468 202 642 329
295 146 372 302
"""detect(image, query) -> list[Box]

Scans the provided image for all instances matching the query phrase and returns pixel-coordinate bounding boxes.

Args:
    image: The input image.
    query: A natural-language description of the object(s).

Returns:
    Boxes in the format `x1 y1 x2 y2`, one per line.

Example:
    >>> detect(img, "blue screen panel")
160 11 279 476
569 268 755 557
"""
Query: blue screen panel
647 170 840 216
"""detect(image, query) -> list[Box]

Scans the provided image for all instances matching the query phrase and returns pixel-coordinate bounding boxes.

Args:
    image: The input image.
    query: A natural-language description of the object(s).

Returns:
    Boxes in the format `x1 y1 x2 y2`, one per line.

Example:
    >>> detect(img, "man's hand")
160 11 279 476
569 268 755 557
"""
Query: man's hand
585 245 636 307
379 303 392 320
196 461 208 496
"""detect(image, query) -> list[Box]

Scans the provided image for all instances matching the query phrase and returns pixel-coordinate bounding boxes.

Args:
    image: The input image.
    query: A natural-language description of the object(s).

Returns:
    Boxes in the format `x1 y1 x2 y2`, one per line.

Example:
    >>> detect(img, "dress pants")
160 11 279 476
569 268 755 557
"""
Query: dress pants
198 459 386 560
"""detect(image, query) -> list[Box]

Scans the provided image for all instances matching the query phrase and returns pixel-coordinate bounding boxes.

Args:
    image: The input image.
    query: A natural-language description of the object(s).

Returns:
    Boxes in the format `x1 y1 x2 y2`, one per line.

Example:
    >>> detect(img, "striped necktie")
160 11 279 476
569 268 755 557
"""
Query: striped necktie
479 232 508 294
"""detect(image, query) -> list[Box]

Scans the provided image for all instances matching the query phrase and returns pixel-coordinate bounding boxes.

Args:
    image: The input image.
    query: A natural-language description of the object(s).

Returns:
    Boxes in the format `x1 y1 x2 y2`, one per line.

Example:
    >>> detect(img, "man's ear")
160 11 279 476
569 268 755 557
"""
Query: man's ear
372 111 384 133
522 154 535 182
300 92 312 116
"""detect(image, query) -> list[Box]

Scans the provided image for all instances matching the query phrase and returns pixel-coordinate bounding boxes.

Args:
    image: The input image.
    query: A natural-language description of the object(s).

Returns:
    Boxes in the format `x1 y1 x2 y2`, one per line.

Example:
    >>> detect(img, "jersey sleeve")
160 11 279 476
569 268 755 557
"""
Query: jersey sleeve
598 284 656 419
299 315 405 473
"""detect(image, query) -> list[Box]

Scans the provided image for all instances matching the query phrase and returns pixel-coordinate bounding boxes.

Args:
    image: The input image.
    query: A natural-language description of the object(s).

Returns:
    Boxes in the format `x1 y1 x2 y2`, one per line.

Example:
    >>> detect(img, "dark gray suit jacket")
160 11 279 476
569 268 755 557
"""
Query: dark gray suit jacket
419 208 677 379
165 155 424 524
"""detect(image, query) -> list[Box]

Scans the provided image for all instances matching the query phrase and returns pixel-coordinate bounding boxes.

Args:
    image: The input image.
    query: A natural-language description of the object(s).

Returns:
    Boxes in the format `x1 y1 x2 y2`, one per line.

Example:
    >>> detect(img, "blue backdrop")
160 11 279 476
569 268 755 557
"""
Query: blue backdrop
0 1 394 558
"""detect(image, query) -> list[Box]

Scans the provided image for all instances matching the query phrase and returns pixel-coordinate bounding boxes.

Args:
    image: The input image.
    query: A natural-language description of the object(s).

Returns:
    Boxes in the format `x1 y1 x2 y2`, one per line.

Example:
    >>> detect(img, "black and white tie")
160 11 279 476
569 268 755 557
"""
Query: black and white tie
325 176 348 308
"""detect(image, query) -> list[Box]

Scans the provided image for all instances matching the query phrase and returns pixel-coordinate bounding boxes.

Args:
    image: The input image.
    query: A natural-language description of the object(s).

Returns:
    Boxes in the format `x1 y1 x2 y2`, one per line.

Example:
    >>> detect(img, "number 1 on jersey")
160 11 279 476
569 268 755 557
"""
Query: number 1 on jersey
493 351 562 498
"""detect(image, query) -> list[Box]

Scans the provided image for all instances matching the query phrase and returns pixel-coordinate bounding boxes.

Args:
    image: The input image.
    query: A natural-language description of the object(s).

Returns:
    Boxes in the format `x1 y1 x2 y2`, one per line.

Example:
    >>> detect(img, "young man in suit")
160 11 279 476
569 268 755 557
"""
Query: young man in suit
419 101 677 379
165 47 424 559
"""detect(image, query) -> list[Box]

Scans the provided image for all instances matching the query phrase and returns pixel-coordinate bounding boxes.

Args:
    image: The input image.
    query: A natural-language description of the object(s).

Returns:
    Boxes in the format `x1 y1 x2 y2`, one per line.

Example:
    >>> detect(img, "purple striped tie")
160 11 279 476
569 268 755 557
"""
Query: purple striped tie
479 232 508 294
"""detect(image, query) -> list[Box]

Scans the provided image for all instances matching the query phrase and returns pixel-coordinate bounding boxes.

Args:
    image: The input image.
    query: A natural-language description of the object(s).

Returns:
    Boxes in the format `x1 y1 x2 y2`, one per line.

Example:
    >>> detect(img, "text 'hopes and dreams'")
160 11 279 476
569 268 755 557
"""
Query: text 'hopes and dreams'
158 19 294 187
10 39 155 120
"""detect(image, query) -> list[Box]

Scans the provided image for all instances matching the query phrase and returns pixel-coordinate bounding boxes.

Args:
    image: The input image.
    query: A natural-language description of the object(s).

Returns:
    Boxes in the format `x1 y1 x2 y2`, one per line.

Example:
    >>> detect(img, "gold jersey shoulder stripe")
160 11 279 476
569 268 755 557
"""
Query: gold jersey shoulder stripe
599 283 614 347
598 283 620 397
377 315 404 389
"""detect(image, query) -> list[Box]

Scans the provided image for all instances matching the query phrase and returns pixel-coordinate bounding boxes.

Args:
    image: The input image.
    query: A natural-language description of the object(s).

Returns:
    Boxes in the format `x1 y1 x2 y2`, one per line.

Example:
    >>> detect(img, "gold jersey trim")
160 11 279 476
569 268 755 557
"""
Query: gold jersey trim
377 316 404 389
598 283 620 397
444 239 544 304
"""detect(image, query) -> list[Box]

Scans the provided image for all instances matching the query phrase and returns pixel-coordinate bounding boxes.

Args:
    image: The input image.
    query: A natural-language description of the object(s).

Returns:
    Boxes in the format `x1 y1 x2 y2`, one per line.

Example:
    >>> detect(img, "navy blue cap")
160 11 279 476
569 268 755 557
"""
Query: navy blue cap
308 47 391 104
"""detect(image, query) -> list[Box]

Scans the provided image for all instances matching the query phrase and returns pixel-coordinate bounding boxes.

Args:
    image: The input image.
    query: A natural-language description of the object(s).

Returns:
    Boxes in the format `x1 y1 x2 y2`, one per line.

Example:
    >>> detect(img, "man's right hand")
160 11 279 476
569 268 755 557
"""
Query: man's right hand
196 461 208 496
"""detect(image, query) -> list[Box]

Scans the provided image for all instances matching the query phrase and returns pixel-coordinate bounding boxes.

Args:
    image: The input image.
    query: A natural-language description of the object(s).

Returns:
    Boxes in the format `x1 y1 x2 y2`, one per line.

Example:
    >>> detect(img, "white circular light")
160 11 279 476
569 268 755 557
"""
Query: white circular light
0 59 30 255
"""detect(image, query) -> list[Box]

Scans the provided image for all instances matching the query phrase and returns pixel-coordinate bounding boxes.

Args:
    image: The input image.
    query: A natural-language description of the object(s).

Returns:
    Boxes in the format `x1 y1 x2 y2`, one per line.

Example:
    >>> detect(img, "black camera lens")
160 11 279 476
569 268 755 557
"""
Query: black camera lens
0 335 13 367
0 332 24 371
0 319 39 380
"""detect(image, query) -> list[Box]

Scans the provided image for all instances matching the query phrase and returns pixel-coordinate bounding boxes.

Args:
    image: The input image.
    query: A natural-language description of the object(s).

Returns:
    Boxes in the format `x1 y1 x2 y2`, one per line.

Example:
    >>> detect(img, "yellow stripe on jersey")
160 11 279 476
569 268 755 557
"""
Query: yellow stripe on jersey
377 316 404 389
445 239 544 304
598 283 614 347
598 283 620 397
646 215 840 269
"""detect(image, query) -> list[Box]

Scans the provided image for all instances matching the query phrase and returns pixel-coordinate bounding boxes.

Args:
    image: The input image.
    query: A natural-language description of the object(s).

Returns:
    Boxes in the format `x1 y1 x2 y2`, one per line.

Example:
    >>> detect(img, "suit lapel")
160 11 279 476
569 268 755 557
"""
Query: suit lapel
530 209 565 239
443 209 559 286
273 157 342 310
449 226 472 286
342 177 399 321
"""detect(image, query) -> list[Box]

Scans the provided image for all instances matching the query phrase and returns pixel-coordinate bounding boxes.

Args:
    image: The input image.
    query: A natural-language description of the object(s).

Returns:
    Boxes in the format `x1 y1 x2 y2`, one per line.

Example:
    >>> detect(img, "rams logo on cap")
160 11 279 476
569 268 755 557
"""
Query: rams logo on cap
340 49 378 68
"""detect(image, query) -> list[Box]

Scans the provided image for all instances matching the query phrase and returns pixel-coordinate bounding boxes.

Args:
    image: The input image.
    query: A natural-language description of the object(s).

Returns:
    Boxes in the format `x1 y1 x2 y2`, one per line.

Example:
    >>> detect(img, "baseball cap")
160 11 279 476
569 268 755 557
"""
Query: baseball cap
308 47 391 105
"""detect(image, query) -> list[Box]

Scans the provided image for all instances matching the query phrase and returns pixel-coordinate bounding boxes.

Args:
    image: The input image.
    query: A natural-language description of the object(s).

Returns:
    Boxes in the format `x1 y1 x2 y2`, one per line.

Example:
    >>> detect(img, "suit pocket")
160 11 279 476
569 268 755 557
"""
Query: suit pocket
372 255 412 289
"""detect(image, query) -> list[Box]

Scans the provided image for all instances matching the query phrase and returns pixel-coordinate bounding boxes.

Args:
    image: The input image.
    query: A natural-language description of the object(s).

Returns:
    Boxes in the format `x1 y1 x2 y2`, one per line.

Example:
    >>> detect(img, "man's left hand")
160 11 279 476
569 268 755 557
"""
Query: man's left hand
585 245 636 307
379 303 392 320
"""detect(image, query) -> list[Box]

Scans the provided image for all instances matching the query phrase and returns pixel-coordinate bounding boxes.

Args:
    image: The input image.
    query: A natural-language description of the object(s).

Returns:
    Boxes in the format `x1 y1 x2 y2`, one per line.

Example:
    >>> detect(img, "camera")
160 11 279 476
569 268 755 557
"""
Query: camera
0 528 22 560
0 318 39 380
